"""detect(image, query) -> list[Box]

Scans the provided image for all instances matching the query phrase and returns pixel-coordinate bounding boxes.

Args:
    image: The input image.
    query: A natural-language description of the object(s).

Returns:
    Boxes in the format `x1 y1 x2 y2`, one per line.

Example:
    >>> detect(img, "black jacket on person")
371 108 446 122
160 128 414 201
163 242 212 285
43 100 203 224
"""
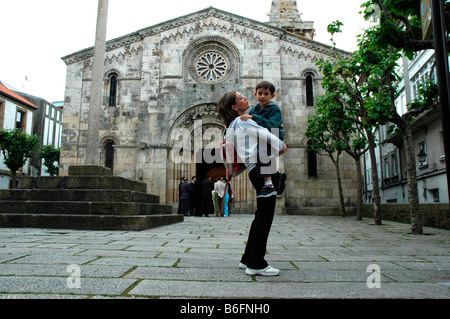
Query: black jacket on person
202 179 214 198
180 182 192 199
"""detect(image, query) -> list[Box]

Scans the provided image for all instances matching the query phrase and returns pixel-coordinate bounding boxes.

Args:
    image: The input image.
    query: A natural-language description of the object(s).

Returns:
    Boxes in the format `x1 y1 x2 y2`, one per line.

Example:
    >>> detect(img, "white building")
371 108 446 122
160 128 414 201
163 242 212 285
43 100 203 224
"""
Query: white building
14 92 63 176
363 50 448 204
0 81 37 188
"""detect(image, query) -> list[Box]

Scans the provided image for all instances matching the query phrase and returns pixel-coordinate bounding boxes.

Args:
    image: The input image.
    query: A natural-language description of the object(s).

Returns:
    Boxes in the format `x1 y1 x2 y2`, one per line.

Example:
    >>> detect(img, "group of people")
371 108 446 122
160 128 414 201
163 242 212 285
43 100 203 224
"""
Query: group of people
177 175 232 217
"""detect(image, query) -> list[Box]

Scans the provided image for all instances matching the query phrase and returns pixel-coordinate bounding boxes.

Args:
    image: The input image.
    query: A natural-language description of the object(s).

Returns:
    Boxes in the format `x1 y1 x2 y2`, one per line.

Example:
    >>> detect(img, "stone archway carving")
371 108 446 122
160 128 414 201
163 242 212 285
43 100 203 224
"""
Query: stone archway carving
182 35 241 83
167 103 224 148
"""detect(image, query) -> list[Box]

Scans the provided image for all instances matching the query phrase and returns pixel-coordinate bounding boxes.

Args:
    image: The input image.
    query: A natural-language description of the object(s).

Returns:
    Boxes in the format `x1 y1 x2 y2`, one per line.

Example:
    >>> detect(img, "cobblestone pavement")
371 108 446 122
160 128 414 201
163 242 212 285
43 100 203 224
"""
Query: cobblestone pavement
0 215 449 299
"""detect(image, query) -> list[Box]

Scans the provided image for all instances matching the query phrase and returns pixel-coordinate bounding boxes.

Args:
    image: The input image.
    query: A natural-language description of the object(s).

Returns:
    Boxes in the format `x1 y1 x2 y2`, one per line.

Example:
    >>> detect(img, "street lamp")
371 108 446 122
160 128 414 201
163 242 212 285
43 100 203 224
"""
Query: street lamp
417 148 427 165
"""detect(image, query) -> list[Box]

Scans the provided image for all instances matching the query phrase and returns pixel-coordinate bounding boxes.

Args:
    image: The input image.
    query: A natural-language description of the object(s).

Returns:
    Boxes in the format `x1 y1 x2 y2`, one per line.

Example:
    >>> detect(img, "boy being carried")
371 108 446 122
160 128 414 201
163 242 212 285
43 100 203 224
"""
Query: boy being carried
240 81 286 198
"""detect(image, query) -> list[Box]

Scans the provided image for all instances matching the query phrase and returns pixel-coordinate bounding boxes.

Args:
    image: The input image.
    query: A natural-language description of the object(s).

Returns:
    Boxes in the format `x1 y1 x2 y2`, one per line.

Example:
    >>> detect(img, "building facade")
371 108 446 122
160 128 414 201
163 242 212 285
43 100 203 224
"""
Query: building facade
363 50 449 204
14 92 63 176
60 2 358 214
0 81 37 188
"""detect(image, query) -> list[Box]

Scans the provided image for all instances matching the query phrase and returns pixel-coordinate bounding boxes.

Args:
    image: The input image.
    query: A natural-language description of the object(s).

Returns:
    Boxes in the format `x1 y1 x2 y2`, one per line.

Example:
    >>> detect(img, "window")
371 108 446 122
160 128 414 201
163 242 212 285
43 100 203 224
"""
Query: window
384 157 390 179
0 100 4 128
109 73 118 106
391 152 398 177
104 140 115 171
196 52 227 82
306 75 314 106
16 109 26 131
429 189 440 202
183 36 238 84
307 140 317 177
411 59 436 100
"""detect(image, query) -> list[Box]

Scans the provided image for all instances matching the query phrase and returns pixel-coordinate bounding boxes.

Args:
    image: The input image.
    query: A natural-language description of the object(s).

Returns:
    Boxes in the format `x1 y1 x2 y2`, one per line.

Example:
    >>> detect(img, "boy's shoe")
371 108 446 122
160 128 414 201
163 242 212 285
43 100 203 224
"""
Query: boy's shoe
239 262 247 269
277 172 286 195
257 186 277 198
245 265 280 276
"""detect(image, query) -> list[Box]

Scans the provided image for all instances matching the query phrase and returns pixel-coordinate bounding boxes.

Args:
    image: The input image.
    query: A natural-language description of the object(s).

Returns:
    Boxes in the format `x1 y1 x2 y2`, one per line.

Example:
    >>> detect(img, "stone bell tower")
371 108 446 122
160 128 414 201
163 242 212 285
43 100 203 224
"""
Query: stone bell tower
267 0 315 39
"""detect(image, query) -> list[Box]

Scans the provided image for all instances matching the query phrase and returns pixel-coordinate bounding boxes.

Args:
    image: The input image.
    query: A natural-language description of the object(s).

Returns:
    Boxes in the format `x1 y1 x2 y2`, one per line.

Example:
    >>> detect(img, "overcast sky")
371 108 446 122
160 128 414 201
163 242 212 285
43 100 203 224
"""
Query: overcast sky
0 0 369 103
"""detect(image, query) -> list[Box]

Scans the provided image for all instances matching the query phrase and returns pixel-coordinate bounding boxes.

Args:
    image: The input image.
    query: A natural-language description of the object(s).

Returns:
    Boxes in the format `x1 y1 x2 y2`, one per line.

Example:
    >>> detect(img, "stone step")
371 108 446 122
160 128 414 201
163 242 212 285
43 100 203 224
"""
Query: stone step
0 201 172 216
17 176 147 193
0 213 184 231
0 189 159 203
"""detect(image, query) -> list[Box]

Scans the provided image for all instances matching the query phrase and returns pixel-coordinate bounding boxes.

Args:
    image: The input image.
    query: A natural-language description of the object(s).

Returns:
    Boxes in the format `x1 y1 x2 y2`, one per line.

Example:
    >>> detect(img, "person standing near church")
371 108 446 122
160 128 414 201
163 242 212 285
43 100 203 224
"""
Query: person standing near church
177 176 185 215
189 176 202 216
213 177 225 217
217 89 287 276
180 178 192 216
201 175 214 216
222 178 231 217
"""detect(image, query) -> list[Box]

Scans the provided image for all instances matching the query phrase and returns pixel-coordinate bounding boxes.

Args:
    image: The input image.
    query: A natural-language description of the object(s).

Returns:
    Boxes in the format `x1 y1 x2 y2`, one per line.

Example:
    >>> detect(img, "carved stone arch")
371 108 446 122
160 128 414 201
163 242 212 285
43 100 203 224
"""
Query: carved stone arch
167 103 224 148
100 134 120 146
182 35 241 83
300 68 319 79
301 68 319 107
99 134 120 172
105 68 122 78
104 69 121 106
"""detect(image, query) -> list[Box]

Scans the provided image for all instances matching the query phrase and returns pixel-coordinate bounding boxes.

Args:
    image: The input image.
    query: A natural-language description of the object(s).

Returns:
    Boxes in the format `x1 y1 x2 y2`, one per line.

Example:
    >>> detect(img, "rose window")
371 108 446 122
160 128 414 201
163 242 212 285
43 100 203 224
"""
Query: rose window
196 52 228 82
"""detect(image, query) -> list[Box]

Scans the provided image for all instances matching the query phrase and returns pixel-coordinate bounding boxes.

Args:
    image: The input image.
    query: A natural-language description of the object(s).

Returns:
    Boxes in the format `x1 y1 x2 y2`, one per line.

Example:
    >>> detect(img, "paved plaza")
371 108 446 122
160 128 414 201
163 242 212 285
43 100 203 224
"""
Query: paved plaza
0 214 449 299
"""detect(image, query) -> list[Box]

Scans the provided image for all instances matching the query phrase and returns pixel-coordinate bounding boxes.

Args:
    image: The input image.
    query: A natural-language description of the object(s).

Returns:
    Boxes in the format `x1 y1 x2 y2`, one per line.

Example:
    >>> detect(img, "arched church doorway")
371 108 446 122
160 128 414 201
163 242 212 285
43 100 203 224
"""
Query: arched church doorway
195 148 225 183
167 103 255 213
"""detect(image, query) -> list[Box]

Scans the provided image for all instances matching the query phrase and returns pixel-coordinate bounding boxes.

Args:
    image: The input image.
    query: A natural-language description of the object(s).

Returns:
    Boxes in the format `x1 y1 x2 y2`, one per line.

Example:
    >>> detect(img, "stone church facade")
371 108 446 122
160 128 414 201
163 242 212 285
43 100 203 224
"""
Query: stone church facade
60 1 358 215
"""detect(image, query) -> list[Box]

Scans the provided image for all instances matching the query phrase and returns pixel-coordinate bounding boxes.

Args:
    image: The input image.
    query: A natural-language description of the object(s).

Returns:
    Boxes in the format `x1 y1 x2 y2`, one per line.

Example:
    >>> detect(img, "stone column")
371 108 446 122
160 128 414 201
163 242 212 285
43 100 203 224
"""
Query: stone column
86 0 109 164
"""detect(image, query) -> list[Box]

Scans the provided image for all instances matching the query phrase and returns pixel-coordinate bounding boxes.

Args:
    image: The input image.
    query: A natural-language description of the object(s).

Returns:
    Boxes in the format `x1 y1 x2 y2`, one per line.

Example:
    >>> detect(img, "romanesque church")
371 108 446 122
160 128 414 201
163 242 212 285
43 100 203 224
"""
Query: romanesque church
60 0 358 214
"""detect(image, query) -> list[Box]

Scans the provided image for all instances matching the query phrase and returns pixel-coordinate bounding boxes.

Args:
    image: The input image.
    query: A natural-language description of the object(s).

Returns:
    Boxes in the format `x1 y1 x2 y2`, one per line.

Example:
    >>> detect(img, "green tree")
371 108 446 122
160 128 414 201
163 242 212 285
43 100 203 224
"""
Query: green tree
317 1 441 233
40 145 60 176
315 21 401 225
305 99 352 217
362 0 441 234
0 129 40 188
361 0 450 55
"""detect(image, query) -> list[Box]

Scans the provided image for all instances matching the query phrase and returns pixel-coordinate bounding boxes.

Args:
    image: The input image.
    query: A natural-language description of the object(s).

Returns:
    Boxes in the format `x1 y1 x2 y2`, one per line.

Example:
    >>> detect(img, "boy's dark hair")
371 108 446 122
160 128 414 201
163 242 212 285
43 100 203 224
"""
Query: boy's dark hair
256 81 275 94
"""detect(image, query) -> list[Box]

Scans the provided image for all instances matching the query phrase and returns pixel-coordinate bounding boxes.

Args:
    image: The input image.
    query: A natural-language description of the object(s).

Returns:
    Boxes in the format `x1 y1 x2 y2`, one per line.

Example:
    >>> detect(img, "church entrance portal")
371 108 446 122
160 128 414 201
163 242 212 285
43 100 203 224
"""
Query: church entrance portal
196 148 225 183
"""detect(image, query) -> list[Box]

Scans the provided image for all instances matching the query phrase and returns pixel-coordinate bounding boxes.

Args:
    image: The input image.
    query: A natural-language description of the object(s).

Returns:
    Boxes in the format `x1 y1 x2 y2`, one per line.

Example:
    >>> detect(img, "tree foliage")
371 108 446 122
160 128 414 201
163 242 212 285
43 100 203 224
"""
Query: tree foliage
311 0 442 233
40 144 60 176
361 0 450 56
0 129 40 188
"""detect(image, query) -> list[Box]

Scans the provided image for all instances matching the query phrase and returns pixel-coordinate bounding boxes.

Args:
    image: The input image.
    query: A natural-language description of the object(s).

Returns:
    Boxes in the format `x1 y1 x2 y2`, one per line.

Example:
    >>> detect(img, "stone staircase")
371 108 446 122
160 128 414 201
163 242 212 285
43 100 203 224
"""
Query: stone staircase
0 165 183 231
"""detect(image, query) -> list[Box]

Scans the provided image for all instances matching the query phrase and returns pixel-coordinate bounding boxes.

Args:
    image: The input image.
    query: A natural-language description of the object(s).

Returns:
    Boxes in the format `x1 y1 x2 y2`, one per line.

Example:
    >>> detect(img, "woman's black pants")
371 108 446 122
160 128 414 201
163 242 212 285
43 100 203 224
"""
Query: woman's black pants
240 168 279 269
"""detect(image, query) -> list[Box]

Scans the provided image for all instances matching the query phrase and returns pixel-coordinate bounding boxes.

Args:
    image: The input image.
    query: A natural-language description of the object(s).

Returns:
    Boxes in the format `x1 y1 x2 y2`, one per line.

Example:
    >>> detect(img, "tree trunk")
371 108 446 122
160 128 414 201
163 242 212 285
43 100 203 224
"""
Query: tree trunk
355 156 363 220
331 152 346 217
366 128 382 225
10 171 17 189
403 125 423 234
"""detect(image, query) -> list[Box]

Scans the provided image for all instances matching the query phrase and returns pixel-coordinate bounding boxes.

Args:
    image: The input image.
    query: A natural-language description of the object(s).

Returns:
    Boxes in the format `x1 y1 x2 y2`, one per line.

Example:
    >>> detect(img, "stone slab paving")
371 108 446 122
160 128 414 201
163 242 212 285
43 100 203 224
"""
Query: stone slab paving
0 215 449 300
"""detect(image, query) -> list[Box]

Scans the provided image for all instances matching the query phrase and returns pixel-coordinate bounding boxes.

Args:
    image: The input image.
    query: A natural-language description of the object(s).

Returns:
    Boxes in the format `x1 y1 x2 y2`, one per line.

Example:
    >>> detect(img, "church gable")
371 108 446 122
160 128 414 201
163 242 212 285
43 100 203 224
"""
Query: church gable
62 7 335 69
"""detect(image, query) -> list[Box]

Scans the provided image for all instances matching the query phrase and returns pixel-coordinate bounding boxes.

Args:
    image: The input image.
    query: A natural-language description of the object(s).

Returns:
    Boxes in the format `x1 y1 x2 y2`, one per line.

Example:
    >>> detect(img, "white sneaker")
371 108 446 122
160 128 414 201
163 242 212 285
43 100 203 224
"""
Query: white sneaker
245 265 280 276
239 262 247 269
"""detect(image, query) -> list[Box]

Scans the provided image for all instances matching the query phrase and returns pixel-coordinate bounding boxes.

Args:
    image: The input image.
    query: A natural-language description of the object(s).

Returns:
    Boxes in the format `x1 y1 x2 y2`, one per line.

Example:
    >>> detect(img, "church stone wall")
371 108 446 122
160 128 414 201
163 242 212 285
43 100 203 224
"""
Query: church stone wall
60 7 357 214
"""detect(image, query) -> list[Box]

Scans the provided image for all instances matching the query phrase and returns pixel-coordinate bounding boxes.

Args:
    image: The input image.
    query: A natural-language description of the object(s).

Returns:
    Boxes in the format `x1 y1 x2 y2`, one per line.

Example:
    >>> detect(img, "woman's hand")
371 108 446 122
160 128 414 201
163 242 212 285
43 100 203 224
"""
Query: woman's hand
279 142 287 155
